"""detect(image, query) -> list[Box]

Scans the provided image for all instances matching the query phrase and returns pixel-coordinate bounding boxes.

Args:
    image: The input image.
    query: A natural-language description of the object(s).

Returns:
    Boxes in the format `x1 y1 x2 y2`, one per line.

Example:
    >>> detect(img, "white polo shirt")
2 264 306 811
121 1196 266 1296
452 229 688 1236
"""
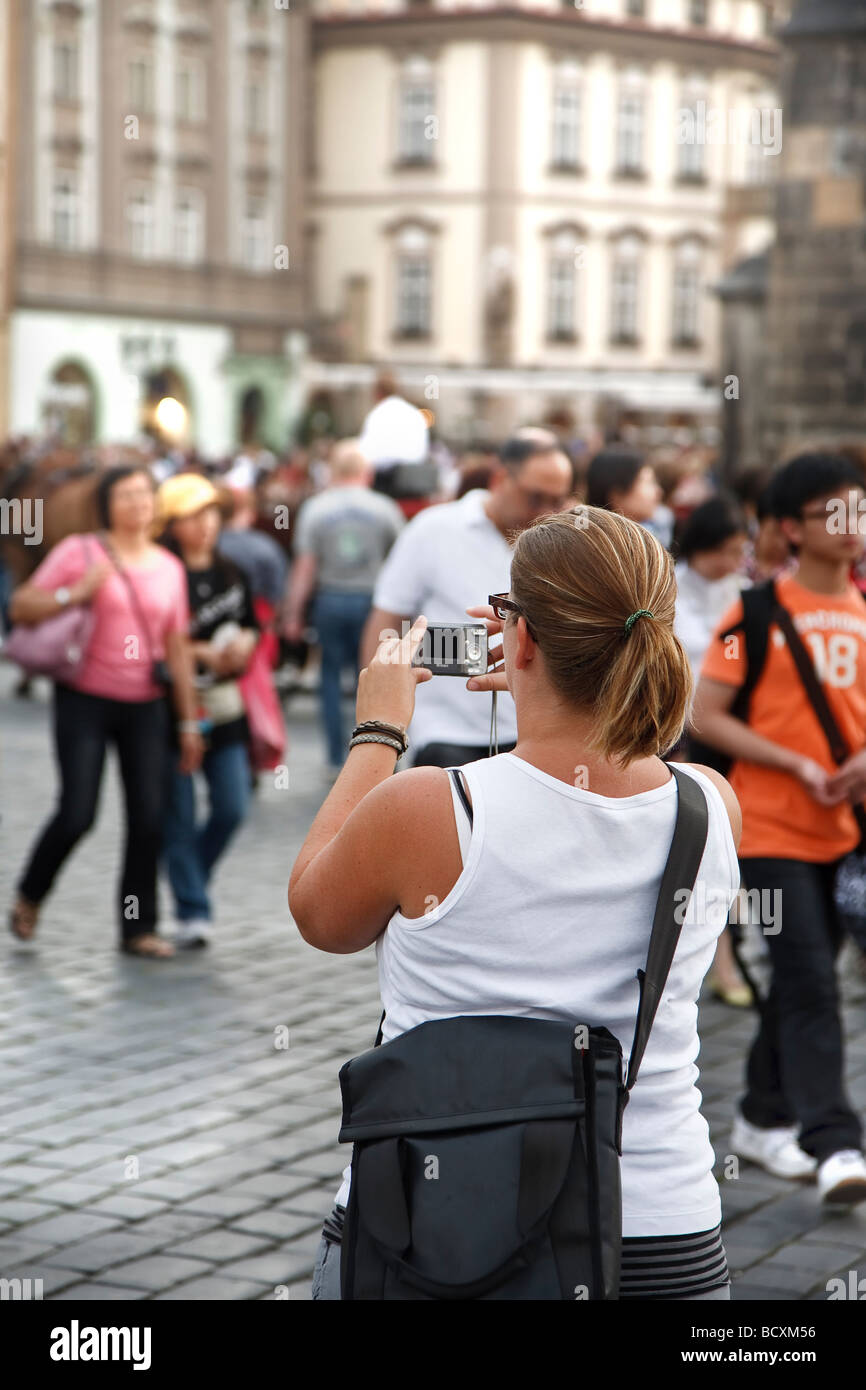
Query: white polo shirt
358 395 429 469
372 489 518 755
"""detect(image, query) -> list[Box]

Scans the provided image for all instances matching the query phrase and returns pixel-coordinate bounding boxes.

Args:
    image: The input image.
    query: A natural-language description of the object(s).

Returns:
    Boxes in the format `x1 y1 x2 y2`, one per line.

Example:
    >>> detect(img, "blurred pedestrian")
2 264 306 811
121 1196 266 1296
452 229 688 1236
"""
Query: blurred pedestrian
157 475 260 947
359 430 573 768
587 445 670 545
8 466 201 957
673 495 751 1007
284 440 405 779
358 374 432 500
694 452 866 1202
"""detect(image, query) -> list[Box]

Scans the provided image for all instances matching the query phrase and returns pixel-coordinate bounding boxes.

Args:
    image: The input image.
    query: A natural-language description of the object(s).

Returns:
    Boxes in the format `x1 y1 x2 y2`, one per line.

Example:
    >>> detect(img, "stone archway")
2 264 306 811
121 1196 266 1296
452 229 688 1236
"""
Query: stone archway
42 360 98 446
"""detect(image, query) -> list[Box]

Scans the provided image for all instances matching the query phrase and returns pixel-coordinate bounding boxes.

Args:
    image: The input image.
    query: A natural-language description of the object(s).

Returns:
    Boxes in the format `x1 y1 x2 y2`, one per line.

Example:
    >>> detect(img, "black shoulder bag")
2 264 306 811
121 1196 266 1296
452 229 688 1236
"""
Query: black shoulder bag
337 765 709 1300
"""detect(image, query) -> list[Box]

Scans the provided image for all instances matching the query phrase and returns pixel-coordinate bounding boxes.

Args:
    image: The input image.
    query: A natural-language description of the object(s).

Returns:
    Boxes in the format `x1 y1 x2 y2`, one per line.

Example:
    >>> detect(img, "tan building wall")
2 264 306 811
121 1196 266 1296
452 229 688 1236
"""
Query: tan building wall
309 0 788 441
0 0 17 438
9 0 308 454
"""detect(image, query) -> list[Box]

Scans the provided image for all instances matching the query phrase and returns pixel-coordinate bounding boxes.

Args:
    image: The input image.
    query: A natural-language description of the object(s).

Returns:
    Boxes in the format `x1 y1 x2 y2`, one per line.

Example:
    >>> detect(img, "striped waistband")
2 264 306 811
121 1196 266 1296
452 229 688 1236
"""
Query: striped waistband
323 1206 728 1299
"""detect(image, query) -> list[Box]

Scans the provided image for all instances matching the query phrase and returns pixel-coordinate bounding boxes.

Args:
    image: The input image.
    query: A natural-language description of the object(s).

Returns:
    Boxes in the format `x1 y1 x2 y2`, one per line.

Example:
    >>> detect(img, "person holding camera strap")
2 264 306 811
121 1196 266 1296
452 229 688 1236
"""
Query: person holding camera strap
291 506 741 1300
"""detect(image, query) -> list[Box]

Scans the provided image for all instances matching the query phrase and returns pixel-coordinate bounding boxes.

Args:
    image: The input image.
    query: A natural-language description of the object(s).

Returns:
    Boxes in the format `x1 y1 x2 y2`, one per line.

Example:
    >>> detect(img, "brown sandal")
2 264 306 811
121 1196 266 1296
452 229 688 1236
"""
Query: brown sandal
121 933 176 959
9 897 39 941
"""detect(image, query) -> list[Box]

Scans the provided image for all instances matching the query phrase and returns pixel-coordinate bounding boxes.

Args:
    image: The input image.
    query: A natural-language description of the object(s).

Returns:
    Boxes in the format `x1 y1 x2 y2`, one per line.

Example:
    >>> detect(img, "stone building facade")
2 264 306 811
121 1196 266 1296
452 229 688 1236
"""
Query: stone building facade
307 0 787 445
759 0 866 463
8 0 307 457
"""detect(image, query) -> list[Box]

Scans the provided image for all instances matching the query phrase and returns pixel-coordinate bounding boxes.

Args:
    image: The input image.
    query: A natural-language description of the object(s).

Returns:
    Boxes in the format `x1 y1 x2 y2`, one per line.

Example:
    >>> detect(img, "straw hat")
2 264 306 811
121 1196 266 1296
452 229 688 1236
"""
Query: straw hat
156 473 220 526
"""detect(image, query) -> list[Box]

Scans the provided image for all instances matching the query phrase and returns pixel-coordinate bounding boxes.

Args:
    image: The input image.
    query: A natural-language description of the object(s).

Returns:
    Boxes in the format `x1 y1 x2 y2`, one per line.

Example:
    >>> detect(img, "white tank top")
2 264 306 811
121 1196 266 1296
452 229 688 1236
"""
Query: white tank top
338 754 740 1238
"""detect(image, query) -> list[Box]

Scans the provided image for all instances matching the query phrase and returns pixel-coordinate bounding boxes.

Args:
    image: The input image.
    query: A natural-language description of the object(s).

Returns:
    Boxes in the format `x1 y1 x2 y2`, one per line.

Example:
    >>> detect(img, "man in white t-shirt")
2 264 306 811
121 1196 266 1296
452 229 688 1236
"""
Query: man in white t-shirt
358 375 429 471
359 431 575 766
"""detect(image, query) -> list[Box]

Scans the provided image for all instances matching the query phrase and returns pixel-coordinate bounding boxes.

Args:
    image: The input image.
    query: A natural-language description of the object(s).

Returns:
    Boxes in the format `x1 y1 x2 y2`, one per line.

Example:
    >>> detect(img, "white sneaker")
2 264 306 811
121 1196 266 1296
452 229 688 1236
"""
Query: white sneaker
174 919 212 949
817 1150 866 1205
729 1112 817 1179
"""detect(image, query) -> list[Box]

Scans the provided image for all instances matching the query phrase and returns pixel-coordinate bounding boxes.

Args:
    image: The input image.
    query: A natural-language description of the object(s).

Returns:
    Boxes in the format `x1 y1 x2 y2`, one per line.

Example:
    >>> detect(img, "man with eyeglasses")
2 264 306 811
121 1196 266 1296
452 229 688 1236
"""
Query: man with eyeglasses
359 430 575 767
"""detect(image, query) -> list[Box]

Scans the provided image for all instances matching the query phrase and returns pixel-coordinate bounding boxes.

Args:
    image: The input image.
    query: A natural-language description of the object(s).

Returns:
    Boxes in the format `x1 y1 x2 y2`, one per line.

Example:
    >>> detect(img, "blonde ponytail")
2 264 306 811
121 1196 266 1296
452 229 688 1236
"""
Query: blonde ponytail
509 507 692 764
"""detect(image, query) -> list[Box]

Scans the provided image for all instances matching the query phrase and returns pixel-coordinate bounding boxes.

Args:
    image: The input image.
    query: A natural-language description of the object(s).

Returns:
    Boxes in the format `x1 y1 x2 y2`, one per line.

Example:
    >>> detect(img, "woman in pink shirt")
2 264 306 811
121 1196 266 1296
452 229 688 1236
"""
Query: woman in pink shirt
8 466 202 957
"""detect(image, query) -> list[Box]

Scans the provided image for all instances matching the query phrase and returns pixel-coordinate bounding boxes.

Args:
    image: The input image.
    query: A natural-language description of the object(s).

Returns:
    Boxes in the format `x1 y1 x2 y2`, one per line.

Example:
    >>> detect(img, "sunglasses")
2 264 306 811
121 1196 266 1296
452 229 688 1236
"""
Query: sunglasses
488 593 538 641
512 481 572 512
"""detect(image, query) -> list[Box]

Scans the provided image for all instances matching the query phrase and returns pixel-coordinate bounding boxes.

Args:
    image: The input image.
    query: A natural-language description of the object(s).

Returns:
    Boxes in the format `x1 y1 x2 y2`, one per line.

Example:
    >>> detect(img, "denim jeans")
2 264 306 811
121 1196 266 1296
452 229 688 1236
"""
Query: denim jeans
739 855 862 1160
19 684 169 942
162 740 251 922
312 589 373 767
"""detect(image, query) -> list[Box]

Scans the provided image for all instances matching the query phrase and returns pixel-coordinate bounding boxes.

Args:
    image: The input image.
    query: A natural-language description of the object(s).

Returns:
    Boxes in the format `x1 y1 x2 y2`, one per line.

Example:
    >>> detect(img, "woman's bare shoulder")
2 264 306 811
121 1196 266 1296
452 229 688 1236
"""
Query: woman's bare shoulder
680 762 742 849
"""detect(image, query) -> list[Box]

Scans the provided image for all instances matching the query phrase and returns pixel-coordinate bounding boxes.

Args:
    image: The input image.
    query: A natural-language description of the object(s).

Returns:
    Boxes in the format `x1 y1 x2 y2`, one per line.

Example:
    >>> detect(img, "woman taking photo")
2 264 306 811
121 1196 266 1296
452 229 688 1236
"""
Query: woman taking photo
156 474 259 948
8 466 202 957
290 506 742 1301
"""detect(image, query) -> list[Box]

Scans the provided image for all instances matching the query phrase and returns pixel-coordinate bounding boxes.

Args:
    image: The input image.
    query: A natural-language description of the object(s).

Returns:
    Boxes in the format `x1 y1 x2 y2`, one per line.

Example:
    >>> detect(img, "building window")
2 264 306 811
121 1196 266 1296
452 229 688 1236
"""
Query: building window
127 187 156 258
176 60 205 124
397 57 436 165
551 62 582 171
245 77 267 136
394 226 432 338
174 191 204 264
615 73 645 177
128 56 154 114
689 0 709 25
610 234 643 345
626 0 646 16
54 42 79 102
672 239 702 346
242 196 269 270
547 229 580 342
52 170 79 249
677 81 707 182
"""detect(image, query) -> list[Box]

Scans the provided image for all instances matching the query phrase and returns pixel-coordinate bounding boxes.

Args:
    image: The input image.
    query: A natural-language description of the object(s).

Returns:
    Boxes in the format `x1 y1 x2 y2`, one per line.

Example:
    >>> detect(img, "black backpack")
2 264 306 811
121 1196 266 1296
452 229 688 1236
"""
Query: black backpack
336 765 709 1300
686 578 778 775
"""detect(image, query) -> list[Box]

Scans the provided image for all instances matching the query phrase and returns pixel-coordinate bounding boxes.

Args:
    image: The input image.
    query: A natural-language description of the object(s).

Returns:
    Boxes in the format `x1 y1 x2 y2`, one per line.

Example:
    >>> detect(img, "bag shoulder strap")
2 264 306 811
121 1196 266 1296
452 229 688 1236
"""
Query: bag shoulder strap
772 597 849 764
624 763 709 1093
97 531 156 663
771 595 866 842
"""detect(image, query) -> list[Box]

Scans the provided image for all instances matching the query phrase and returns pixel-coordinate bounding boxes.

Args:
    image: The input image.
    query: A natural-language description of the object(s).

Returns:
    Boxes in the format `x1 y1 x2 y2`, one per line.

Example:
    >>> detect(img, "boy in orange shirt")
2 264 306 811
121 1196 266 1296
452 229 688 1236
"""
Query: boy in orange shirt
694 452 866 1204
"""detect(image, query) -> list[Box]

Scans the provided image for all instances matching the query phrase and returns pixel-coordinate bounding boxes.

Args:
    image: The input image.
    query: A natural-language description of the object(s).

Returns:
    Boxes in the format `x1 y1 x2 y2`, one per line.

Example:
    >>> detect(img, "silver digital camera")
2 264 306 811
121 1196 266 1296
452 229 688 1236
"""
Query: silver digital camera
411 623 489 677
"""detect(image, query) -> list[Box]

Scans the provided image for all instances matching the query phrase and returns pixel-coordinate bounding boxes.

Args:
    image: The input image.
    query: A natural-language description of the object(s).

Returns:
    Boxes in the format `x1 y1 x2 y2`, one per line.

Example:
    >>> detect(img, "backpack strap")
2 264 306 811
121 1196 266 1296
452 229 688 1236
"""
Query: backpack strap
772 599 866 841
728 579 776 719
624 764 709 1093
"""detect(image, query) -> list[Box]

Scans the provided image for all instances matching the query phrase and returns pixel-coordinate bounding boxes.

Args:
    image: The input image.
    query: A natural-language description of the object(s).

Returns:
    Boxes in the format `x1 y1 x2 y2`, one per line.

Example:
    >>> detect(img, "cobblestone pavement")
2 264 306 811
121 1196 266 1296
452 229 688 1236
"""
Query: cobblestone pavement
2 666 866 1302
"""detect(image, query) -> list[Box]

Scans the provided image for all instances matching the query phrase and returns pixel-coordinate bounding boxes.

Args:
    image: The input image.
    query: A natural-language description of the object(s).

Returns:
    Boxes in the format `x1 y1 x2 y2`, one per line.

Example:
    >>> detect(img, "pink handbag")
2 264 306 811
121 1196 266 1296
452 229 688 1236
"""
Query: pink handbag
238 639 287 771
2 537 97 682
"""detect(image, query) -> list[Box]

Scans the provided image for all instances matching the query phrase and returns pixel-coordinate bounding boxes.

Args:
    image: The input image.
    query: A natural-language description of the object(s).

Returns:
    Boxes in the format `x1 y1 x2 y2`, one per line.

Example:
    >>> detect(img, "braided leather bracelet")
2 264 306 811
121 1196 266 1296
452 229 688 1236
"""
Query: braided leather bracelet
349 732 405 756
351 719 408 754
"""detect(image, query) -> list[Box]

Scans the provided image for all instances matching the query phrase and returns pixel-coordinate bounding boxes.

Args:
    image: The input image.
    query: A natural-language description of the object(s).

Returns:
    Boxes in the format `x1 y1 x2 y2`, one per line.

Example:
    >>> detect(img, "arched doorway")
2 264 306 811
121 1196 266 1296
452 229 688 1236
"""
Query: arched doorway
140 366 193 446
42 361 97 445
239 385 265 445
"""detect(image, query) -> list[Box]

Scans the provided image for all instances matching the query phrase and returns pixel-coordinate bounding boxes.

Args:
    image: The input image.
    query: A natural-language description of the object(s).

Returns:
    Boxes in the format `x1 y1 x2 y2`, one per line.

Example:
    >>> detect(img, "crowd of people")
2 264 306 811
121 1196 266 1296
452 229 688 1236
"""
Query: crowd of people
4 377 866 1298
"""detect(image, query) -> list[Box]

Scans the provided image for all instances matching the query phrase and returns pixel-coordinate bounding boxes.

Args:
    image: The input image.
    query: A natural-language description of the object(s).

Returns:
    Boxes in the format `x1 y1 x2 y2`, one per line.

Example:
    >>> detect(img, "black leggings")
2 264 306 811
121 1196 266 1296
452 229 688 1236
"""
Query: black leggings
19 684 170 942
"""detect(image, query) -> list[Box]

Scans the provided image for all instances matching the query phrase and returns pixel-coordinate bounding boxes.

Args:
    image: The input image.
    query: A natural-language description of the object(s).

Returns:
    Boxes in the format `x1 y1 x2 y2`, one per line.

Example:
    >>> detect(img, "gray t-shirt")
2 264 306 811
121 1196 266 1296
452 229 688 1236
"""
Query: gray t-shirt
293 485 405 593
